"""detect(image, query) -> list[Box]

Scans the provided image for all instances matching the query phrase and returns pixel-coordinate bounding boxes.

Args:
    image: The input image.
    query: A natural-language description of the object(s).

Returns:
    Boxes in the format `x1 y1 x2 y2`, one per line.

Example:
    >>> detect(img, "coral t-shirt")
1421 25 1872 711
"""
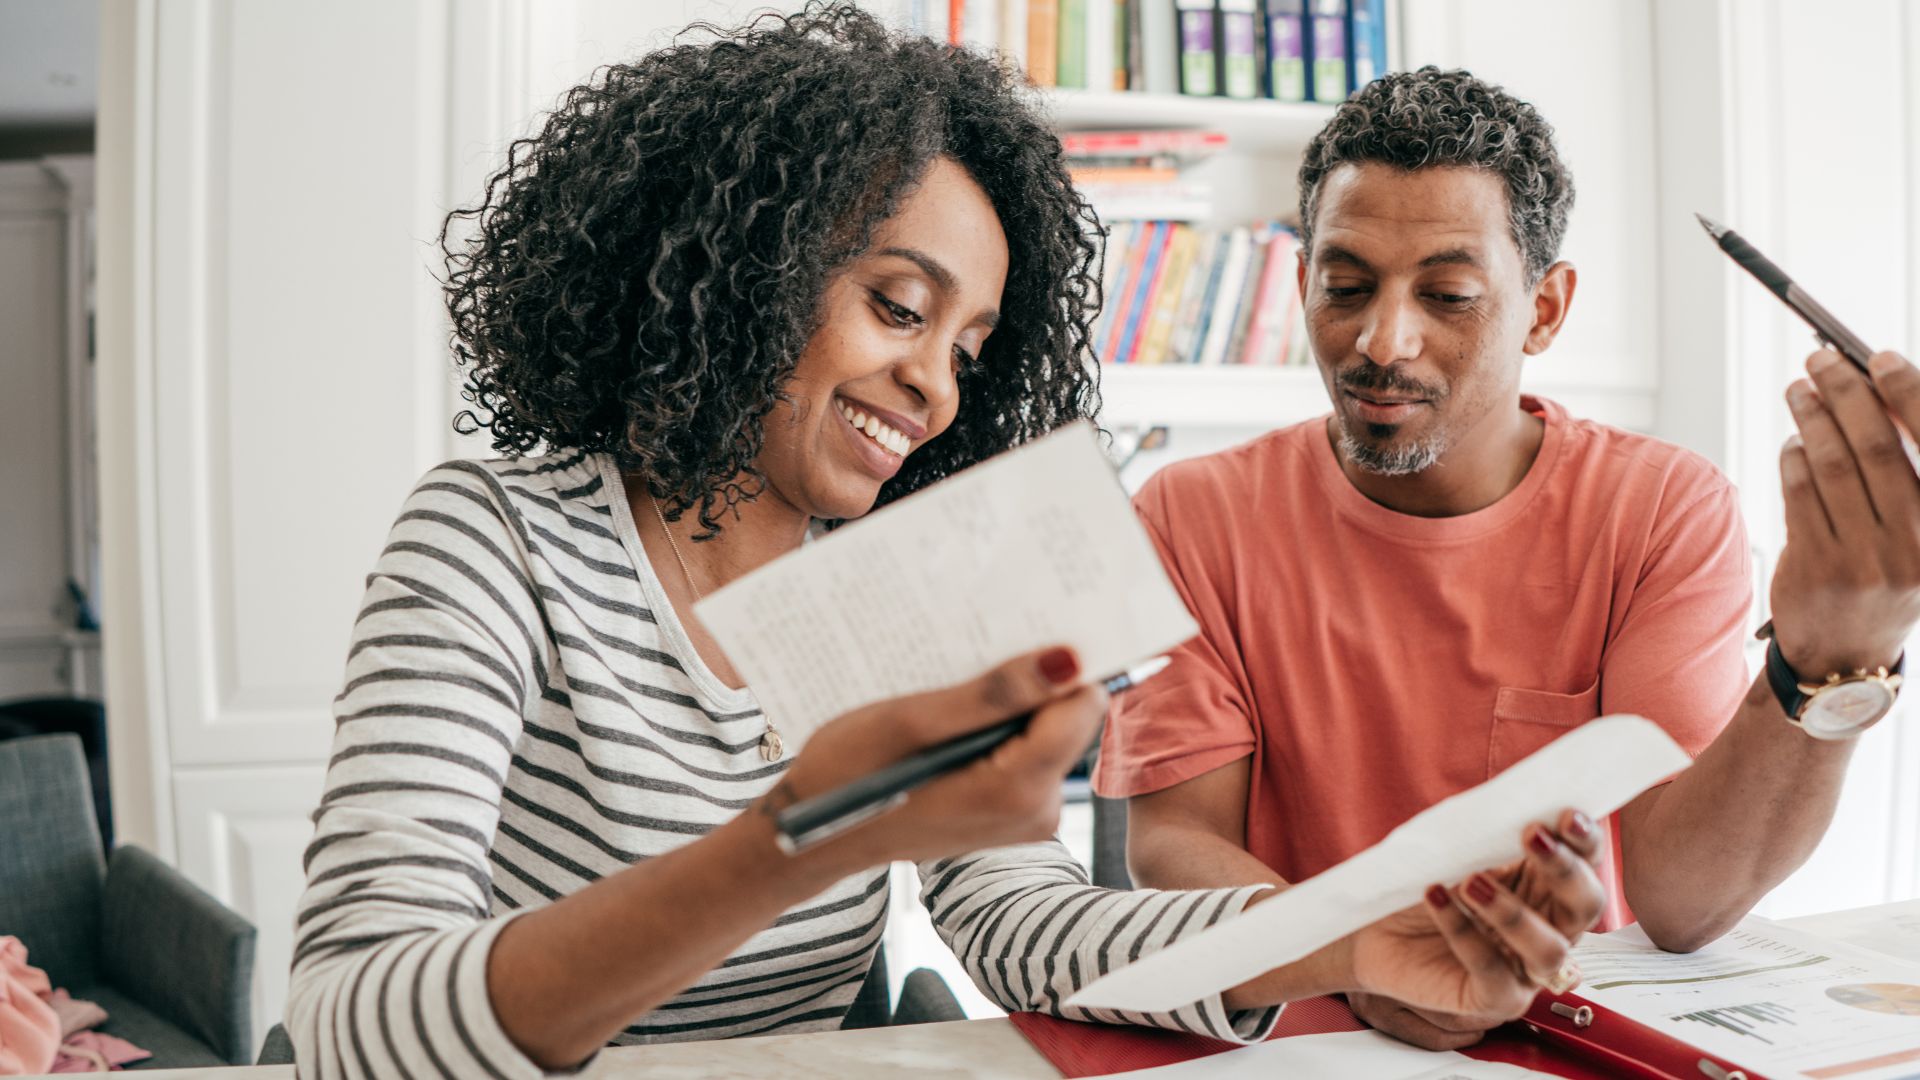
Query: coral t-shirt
1095 397 1754 928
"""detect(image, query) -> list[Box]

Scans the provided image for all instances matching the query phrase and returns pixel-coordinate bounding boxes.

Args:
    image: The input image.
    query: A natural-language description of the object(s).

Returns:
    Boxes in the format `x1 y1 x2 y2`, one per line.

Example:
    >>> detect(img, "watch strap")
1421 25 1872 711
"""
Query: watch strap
1763 636 1907 721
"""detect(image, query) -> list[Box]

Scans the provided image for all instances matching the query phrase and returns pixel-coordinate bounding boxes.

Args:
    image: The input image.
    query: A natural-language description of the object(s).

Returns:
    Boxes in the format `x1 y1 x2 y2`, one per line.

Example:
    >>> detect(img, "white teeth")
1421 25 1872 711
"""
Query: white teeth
837 398 909 457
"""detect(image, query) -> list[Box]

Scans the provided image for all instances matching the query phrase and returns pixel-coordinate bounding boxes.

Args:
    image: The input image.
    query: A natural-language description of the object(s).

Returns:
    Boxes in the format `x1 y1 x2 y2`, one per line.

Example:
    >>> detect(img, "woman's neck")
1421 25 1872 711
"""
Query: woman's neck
627 474 812 595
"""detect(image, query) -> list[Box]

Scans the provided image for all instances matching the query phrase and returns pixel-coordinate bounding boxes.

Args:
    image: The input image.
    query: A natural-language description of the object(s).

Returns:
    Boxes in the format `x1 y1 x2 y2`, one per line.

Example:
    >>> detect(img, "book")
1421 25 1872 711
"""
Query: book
1102 221 1159 363
1057 0 1087 87
1092 221 1140 361
1242 228 1301 366
999 0 1029 68
1115 221 1174 363
958 0 1001 51
1266 0 1308 102
1348 0 1385 86
1060 129 1228 158
1164 228 1222 364
1110 0 1130 88
1174 0 1218 96
1085 0 1116 94
1219 223 1273 365
1308 0 1347 102
949 0 965 43
1219 0 1260 99
1139 0 1179 94
1136 224 1198 364
1195 225 1254 367
1075 181 1212 221
1028 0 1060 85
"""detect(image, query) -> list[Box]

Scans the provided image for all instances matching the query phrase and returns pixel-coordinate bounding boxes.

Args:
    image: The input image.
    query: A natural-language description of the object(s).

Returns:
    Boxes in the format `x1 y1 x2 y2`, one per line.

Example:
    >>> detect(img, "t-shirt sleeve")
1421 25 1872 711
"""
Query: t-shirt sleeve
1095 471 1259 798
1599 471 1754 756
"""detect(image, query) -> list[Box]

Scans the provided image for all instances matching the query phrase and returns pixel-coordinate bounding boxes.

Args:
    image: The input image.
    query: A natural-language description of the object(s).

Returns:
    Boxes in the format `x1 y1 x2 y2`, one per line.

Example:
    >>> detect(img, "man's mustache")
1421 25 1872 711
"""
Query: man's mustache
1337 364 1448 401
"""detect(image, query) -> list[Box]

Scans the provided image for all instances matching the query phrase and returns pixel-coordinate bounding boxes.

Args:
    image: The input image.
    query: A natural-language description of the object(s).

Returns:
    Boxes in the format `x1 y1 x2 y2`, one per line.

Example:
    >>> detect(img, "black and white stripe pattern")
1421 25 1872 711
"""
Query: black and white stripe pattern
287 452 1281 1079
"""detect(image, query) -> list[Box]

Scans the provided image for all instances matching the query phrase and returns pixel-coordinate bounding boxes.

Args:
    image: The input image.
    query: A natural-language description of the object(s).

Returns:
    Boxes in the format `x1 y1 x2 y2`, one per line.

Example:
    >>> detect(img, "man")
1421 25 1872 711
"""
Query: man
1096 66 1920 1051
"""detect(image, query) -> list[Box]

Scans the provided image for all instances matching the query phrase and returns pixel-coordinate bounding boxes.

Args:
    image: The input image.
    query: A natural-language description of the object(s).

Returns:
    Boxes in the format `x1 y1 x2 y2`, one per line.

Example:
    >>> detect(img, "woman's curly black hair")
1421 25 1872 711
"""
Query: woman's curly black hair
442 3 1102 535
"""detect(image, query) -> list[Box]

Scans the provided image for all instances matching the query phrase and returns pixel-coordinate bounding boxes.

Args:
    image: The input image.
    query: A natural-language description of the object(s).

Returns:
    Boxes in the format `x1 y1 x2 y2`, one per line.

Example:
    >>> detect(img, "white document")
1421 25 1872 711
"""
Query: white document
1067 715 1691 1013
1780 898 1920 968
695 421 1197 750
1578 918 1920 1080
1086 1030 1555 1079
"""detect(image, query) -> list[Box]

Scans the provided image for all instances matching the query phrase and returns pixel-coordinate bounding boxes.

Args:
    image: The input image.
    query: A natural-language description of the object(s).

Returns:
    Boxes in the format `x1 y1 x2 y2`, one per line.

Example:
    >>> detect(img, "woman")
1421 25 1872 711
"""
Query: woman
287 6 1605 1076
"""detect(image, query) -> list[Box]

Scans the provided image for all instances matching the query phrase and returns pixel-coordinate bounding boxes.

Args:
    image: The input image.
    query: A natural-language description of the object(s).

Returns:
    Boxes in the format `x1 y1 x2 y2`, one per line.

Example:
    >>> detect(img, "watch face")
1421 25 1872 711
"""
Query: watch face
1802 680 1897 739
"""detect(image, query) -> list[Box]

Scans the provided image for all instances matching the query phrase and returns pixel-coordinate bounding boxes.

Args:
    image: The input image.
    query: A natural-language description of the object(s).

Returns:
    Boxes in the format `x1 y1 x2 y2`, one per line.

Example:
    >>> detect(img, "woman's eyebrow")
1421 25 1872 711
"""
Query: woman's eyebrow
878 246 999 328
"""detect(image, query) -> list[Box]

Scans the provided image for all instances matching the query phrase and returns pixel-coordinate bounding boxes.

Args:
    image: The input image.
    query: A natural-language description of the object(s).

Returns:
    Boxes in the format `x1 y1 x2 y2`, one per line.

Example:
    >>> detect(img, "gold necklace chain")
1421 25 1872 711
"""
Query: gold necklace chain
647 493 783 761
648 492 704 604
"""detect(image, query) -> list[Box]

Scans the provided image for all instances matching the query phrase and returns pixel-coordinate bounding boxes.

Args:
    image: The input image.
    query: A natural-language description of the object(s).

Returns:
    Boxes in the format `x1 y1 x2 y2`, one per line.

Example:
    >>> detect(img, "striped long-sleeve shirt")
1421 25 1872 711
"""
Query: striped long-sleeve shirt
287 450 1282 1079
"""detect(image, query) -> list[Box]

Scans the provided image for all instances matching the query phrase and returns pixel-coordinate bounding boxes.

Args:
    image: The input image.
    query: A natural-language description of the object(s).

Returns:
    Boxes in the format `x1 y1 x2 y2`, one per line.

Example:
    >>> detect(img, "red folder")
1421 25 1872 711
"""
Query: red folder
1007 993 1760 1079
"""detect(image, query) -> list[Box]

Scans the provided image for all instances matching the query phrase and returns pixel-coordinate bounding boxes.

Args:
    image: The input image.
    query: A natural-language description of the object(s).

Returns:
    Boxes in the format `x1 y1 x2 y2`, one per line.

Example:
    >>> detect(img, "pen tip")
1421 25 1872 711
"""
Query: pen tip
1694 212 1727 239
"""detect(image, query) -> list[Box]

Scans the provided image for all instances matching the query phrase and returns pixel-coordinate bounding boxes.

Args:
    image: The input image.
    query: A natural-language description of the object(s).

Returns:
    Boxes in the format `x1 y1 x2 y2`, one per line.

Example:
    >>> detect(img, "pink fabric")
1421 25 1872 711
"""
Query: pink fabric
0 938 152 1073
45 992 106 1041
0 937 60 1076
50 1032 150 1073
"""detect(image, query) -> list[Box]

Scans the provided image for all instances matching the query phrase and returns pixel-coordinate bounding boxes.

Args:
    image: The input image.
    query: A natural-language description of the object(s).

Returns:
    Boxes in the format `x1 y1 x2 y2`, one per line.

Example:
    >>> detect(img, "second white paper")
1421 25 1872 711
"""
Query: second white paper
1068 715 1692 1013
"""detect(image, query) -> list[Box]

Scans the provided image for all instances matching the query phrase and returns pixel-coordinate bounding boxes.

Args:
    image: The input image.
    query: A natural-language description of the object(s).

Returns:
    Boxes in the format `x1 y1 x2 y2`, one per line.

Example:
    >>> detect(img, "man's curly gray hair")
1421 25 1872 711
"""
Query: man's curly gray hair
1297 66 1575 287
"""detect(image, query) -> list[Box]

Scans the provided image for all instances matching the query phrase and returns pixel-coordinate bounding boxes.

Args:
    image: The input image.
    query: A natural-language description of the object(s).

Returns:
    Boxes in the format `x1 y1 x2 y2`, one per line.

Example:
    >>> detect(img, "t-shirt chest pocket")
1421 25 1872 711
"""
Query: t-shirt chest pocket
1487 677 1601 779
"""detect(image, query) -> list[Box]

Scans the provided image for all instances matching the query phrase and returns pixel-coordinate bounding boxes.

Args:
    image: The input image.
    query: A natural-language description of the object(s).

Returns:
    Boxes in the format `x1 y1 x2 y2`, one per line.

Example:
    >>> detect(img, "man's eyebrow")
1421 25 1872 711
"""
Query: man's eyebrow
1318 245 1373 272
1420 247 1484 269
878 245 999 328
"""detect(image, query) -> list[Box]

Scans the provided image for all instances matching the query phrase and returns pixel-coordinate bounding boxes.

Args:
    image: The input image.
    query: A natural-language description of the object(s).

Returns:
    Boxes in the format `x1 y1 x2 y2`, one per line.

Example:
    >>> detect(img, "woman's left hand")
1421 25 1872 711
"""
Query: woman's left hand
1342 811 1606 1049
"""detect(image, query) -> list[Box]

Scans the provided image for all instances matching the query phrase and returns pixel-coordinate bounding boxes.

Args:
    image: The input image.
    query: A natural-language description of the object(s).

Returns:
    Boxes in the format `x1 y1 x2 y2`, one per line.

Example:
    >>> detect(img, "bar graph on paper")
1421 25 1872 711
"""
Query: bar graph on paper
1577 921 1920 1079
1673 1000 1797 1045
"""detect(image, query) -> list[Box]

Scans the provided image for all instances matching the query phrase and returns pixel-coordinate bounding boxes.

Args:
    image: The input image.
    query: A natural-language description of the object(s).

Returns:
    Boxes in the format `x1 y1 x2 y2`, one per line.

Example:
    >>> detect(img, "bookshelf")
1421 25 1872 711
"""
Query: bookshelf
1048 87 1660 435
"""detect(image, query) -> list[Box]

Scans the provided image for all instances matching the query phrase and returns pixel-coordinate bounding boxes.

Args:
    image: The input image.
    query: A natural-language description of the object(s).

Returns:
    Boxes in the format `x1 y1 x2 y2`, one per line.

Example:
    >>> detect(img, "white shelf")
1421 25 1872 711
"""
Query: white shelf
1045 90 1337 156
1094 365 1658 433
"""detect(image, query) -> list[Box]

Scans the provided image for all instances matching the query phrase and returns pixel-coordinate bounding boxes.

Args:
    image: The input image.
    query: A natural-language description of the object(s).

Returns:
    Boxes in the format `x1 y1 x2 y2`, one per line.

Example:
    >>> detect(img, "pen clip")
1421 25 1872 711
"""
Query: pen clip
774 791 909 855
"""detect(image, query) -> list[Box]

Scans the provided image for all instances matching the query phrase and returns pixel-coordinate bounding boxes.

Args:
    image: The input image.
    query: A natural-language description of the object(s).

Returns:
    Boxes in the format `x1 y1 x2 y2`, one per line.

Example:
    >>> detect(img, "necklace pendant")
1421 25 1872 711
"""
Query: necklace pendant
759 727 784 762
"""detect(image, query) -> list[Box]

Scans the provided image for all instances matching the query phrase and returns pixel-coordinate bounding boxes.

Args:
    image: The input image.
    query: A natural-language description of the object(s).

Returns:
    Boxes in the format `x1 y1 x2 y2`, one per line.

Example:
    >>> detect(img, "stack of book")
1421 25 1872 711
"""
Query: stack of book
1065 129 1223 222
876 0 1388 102
1091 218 1309 367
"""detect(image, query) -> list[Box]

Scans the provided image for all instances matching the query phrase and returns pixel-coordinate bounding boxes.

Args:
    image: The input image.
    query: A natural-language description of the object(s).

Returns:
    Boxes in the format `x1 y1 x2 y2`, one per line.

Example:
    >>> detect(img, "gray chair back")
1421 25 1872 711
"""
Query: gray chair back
1090 792 1133 890
0 734 106 988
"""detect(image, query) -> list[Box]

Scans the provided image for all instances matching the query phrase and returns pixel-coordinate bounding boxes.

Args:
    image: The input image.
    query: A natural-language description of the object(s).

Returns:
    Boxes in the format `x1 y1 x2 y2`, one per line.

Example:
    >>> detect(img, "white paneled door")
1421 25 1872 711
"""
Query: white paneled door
172 765 328 1046
98 0 536 1053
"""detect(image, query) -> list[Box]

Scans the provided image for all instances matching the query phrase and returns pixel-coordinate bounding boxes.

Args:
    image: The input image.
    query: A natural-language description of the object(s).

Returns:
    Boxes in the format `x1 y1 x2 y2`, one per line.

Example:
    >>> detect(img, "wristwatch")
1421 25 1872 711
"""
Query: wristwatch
1762 633 1905 740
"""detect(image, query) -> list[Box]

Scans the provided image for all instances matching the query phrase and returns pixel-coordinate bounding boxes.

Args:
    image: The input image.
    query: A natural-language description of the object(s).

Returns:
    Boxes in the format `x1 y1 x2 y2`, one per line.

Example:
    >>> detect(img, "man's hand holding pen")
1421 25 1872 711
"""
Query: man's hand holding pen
1772 348 1920 681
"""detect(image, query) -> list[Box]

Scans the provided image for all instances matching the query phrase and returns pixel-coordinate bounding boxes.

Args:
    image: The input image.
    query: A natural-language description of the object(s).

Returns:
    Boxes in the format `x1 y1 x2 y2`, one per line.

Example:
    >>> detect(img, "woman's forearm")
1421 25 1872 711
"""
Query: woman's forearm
487 795 852 1070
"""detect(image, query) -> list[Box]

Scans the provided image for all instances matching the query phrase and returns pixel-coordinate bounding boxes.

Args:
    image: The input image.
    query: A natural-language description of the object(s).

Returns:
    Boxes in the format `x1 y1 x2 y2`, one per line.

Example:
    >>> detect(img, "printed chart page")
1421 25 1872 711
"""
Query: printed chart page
696 421 1197 750
1578 919 1920 1079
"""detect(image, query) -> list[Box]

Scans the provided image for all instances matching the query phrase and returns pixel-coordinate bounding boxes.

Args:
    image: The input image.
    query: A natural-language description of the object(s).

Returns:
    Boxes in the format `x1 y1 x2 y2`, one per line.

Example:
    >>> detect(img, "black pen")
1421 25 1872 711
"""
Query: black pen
1696 213 1876 371
773 656 1173 854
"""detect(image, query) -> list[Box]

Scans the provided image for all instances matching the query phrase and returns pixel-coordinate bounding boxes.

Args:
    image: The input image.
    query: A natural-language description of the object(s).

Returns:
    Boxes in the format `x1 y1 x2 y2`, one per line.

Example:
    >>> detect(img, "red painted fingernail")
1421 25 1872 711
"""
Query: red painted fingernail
1466 874 1496 905
1039 648 1080 685
1425 884 1450 910
1569 811 1594 839
1528 827 1556 858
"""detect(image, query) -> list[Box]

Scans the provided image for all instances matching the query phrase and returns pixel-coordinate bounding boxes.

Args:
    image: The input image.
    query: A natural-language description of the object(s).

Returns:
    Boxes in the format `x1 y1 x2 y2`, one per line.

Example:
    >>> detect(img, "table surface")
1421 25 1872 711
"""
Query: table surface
129 1018 1063 1079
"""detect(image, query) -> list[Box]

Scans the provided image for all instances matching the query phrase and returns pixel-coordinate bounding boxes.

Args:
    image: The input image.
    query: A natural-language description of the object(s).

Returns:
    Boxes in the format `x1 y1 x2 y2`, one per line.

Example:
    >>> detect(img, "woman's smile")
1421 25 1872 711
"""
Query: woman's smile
833 394 921 480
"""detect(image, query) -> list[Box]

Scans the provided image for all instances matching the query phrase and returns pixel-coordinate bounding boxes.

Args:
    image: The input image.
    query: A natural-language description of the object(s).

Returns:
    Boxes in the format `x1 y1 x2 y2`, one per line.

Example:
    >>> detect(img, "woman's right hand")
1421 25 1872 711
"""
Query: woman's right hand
770 645 1106 873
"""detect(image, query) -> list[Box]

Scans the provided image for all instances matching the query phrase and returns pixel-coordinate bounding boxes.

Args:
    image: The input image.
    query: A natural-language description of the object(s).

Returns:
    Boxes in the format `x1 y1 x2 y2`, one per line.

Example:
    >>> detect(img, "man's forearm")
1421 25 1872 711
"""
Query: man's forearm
1622 675 1857 951
1129 819 1289 893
